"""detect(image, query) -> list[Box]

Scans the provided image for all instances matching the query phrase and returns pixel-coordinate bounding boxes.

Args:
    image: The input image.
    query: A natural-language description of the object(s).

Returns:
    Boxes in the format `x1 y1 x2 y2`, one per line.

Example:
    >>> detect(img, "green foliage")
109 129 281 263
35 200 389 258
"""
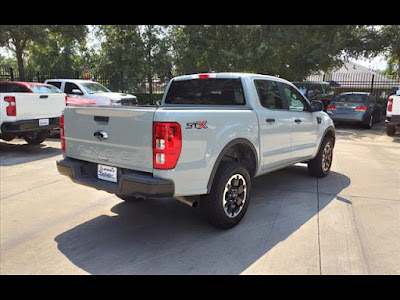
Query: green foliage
171 25 384 81
0 25 398 83
27 25 87 73
0 25 87 80
379 25 400 79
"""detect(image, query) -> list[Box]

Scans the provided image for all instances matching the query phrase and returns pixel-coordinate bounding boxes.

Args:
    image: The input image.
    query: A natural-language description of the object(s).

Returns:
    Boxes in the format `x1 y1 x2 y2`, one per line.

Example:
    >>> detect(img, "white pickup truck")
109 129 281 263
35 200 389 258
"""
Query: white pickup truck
0 81 65 144
57 73 335 228
386 89 400 136
44 79 138 106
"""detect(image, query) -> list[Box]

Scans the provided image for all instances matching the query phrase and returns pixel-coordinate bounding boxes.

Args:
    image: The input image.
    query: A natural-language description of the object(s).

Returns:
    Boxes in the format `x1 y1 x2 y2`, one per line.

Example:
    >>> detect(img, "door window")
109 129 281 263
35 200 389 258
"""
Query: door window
64 82 82 94
47 81 62 89
254 79 284 109
282 84 310 112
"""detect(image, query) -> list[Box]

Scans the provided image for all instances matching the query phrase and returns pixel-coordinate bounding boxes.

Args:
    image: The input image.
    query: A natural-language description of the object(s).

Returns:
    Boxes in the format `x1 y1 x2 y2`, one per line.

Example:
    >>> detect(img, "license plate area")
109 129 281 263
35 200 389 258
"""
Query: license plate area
97 164 118 183
39 118 49 126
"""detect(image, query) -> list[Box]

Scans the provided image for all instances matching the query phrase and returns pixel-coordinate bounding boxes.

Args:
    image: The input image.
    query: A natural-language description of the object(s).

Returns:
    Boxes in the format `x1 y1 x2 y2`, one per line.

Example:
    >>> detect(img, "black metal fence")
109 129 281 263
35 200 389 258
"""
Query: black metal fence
0 67 171 94
306 73 400 101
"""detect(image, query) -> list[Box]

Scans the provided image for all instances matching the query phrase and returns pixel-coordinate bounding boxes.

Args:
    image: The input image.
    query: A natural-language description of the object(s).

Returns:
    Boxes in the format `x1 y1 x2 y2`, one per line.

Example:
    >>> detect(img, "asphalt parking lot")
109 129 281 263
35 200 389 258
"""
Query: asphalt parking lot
0 121 399 275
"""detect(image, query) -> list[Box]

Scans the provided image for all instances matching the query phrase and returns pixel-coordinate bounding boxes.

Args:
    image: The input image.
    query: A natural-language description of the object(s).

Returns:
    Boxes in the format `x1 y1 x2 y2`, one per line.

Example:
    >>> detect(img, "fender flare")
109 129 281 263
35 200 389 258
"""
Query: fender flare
206 138 258 193
315 125 336 155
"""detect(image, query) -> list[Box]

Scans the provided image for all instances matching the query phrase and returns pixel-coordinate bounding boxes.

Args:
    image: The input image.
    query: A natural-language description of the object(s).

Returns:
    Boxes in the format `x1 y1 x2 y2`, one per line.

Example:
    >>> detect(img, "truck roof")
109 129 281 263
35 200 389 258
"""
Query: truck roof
45 79 95 83
173 72 291 84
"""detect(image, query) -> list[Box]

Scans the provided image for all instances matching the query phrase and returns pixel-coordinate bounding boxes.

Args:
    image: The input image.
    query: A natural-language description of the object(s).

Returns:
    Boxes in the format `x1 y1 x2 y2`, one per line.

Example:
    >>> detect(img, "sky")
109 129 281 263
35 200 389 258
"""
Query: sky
354 55 387 71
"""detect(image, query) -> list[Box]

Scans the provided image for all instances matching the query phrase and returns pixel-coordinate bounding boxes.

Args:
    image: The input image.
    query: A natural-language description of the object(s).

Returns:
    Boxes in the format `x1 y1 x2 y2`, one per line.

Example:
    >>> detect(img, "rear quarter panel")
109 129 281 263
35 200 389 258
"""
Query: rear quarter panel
387 95 400 116
153 107 259 196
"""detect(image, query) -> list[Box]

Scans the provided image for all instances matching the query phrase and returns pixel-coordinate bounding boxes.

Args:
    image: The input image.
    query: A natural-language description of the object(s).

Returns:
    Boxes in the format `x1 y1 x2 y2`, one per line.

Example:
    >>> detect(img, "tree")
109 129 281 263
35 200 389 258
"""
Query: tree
0 25 48 80
171 25 383 81
140 25 173 92
28 25 87 74
0 25 87 80
379 25 400 79
96 25 173 92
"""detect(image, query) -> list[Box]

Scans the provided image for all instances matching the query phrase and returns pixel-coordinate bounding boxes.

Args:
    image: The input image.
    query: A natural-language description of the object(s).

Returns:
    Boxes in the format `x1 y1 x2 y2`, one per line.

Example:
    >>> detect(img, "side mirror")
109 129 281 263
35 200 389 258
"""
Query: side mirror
71 89 83 95
397 89 400 96
310 100 323 112
155 100 161 106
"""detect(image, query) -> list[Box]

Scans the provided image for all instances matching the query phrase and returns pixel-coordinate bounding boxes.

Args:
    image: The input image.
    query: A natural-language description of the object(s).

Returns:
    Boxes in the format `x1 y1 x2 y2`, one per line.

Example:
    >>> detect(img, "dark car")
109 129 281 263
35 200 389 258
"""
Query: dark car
292 81 335 111
326 92 382 129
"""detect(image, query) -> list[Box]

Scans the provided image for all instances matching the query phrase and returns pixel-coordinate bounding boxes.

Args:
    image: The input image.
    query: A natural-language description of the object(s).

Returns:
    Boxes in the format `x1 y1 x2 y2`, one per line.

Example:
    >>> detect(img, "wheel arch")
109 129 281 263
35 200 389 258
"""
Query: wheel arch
207 138 258 194
316 126 336 155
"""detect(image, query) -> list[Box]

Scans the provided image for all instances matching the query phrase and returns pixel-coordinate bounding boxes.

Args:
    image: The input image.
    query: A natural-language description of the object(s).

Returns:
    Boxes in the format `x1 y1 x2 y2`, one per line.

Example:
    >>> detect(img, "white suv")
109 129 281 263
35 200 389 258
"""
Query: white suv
386 89 400 136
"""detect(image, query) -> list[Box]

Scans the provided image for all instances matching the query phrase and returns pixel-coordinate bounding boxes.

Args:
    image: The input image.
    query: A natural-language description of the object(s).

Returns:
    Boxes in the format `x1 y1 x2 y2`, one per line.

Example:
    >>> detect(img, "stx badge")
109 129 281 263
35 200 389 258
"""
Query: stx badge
186 121 208 129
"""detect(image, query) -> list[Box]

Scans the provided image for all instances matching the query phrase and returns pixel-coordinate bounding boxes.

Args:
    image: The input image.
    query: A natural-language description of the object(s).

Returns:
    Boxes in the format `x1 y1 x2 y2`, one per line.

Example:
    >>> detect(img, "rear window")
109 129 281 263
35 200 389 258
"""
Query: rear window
165 78 245 105
335 94 367 103
0 83 30 93
28 84 62 93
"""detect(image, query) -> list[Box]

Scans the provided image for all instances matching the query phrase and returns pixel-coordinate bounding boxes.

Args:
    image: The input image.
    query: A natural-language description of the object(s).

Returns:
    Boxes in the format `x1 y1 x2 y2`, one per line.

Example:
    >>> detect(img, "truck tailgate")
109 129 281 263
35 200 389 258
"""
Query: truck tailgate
64 106 157 173
14 93 65 120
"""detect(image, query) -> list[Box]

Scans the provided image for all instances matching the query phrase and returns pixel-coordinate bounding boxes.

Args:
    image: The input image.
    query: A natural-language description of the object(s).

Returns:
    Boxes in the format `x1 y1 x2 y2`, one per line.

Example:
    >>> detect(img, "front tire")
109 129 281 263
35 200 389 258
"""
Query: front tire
23 131 49 145
308 136 333 178
200 161 251 229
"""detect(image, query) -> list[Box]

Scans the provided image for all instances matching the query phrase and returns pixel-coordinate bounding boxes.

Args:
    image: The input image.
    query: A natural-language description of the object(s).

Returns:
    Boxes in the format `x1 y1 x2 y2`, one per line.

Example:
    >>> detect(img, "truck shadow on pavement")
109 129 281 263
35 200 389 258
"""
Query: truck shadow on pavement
55 165 351 275
0 140 61 166
334 121 386 142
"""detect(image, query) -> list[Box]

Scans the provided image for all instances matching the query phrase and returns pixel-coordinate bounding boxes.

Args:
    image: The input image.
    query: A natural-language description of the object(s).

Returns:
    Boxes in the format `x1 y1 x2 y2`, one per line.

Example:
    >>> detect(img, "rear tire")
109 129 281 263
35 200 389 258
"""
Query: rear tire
23 131 49 145
0 133 16 142
308 136 333 178
386 125 396 136
200 161 251 229
363 115 373 129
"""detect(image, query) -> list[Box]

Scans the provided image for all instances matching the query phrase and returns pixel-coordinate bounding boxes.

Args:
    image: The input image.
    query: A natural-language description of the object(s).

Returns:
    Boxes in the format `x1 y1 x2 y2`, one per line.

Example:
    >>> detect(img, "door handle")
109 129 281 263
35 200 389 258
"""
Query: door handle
266 118 275 123
294 119 302 124
39 95 48 99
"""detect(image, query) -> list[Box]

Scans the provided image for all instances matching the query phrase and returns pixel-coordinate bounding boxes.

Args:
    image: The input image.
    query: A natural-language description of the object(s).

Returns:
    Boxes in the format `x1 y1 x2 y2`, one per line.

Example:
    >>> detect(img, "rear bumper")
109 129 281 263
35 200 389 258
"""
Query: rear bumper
327 112 368 123
56 158 174 197
386 115 400 125
1 118 60 134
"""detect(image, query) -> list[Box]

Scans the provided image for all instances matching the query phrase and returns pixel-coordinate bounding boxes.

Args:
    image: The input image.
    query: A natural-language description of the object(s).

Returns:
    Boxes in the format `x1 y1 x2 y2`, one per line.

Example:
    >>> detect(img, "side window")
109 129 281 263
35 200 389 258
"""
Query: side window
11 84 30 92
0 84 29 92
47 81 62 89
254 79 284 110
283 84 310 112
307 84 323 98
323 84 334 96
64 82 81 94
0 84 12 92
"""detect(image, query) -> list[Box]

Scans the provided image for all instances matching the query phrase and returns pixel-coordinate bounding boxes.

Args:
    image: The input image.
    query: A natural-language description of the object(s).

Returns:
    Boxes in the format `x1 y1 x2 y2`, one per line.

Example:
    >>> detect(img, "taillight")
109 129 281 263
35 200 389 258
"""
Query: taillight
327 104 336 111
65 95 68 106
194 73 217 79
60 114 65 153
153 122 182 169
355 105 367 112
387 98 393 112
4 96 16 116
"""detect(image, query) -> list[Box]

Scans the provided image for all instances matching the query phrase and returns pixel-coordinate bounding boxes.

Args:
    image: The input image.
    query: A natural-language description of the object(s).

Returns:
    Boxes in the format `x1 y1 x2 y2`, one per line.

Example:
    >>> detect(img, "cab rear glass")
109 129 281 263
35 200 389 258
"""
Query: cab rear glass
165 78 246 105
334 94 367 103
